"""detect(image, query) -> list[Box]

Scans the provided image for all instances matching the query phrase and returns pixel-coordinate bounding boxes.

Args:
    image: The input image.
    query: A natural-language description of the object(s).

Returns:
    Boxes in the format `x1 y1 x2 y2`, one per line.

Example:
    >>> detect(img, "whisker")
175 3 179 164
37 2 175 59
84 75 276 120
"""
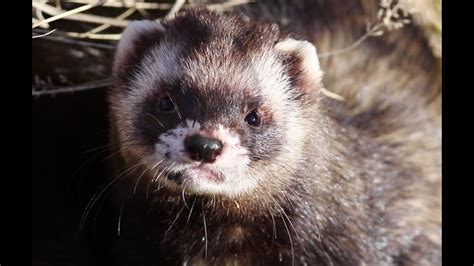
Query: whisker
164 206 185 236
71 139 143 189
83 143 112 154
167 94 183 121
153 183 165 193
133 167 149 195
79 162 142 232
280 212 295 266
102 149 125 162
83 139 130 153
89 186 114 239
181 179 190 209
117 201 124 236
270 209 277 241
270 188 309 256
82 138 142 154
279 204 309 256
202 212 208 261
146 179 152 199
70 147 110 187
211 196 216 214
155 162 175 182
151 160 165 170
135 160 164 194
185 198 197 226
162 163 177 188
151 164 163 183
149 162 175 196
145 112 165 128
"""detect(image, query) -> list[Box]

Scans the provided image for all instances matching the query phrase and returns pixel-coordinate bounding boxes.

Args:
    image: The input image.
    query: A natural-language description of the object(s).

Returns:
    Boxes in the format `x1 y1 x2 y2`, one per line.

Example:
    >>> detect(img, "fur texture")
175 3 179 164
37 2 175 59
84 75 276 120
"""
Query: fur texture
104 1 440 265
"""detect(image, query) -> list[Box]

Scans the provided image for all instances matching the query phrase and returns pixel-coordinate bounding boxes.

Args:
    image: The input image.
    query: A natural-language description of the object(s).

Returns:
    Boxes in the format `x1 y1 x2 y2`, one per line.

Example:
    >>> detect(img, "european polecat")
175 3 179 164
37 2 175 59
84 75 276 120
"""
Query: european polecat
103 1 440 265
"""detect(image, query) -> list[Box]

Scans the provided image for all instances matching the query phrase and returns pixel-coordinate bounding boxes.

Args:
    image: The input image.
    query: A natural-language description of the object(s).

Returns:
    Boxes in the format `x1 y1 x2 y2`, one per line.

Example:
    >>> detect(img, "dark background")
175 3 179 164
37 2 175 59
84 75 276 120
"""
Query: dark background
32 37 114 265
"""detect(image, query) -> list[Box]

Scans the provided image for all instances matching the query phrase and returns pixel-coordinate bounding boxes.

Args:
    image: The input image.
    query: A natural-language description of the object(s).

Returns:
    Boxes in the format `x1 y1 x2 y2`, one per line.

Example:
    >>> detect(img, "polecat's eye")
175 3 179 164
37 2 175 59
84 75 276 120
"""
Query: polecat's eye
245 110 260 127
159 96 175 112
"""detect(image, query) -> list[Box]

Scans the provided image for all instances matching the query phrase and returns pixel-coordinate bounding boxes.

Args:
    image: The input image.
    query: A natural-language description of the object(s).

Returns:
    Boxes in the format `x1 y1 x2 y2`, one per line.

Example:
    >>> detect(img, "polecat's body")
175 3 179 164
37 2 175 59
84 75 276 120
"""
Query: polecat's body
103 1 440 265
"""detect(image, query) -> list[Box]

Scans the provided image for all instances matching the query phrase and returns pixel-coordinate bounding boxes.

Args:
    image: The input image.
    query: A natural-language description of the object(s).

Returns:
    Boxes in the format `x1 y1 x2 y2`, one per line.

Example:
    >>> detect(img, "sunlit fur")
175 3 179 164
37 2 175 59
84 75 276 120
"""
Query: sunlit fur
106 2 440 265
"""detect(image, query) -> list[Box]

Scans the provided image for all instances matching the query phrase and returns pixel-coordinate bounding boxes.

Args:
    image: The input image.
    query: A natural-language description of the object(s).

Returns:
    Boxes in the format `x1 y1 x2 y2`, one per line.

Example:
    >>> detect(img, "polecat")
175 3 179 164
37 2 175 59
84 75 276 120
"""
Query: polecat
103 2 440 265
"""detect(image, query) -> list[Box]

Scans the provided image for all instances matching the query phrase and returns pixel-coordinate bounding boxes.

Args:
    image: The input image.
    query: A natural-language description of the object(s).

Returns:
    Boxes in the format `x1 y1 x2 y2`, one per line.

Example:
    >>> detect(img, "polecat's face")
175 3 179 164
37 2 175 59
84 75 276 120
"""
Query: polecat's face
110 9 323 199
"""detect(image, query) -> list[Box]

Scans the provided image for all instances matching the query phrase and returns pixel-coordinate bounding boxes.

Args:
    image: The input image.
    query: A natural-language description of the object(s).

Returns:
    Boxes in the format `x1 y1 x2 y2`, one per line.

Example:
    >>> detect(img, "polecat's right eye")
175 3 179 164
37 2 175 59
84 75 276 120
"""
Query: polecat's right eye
158 96 175 112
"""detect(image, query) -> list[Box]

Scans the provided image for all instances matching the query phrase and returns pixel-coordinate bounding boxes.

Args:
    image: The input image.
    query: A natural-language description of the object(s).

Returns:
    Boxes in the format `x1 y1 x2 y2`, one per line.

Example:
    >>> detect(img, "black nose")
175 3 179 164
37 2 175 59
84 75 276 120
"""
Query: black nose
184 135 224 163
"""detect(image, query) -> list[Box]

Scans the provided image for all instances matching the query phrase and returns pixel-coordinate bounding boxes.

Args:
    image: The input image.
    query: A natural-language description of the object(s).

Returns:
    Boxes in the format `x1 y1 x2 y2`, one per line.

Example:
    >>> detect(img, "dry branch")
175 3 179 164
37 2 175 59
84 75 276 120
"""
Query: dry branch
32 79 112 97
32 30 116 49
47 0 174 10
32 28 57 39
32 1 130 28
166 0 185 19
319 0 411 58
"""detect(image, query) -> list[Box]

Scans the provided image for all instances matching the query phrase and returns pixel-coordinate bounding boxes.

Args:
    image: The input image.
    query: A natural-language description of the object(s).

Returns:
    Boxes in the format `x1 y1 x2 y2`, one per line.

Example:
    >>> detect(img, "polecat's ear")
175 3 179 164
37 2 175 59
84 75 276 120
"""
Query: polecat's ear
113 21 166 87
274 38 324 95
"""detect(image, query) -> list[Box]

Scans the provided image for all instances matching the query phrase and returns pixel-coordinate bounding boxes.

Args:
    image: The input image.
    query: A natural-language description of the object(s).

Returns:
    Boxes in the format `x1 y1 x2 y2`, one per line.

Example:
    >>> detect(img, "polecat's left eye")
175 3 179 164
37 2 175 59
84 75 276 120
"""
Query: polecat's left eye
245 110 261 127
158 96 175 112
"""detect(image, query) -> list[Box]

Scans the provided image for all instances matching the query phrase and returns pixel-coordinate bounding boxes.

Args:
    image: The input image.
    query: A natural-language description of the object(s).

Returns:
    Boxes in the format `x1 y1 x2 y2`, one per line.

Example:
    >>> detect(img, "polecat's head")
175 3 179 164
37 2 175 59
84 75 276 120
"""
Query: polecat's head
110 9 324 199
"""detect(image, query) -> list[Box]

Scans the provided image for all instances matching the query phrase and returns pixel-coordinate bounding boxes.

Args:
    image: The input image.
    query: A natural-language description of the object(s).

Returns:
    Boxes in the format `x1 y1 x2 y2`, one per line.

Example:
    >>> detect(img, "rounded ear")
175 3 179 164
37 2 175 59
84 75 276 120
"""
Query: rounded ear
113 21 166 87
275 38 324 94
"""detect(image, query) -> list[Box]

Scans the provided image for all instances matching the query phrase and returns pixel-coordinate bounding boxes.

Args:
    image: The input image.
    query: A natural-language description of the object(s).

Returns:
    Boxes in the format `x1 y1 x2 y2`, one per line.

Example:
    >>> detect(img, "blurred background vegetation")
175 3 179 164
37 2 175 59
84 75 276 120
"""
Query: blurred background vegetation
32 0 440 96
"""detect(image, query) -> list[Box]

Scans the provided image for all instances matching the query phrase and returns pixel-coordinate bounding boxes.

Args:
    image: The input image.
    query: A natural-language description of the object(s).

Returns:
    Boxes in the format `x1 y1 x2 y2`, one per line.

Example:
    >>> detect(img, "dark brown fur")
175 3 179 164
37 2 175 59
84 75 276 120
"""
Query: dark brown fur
102 1 440 265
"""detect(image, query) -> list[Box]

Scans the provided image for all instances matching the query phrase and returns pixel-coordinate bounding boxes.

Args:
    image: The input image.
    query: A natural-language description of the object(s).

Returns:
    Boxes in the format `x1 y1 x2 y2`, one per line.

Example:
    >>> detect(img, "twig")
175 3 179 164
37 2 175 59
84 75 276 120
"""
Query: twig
32 17 42 26
66 32 122 40
32 1 105 28
206 0 253 11
32 32 116 49
84 7 136 36
136 7 150 18
60 0 252 11
35 0 50 29
32 1 129 28
32 78 112 97
319 0 411 58
49 0 173 10
166 0 186 19
32 28 57 39
321 88 344 101
319 24 383 58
